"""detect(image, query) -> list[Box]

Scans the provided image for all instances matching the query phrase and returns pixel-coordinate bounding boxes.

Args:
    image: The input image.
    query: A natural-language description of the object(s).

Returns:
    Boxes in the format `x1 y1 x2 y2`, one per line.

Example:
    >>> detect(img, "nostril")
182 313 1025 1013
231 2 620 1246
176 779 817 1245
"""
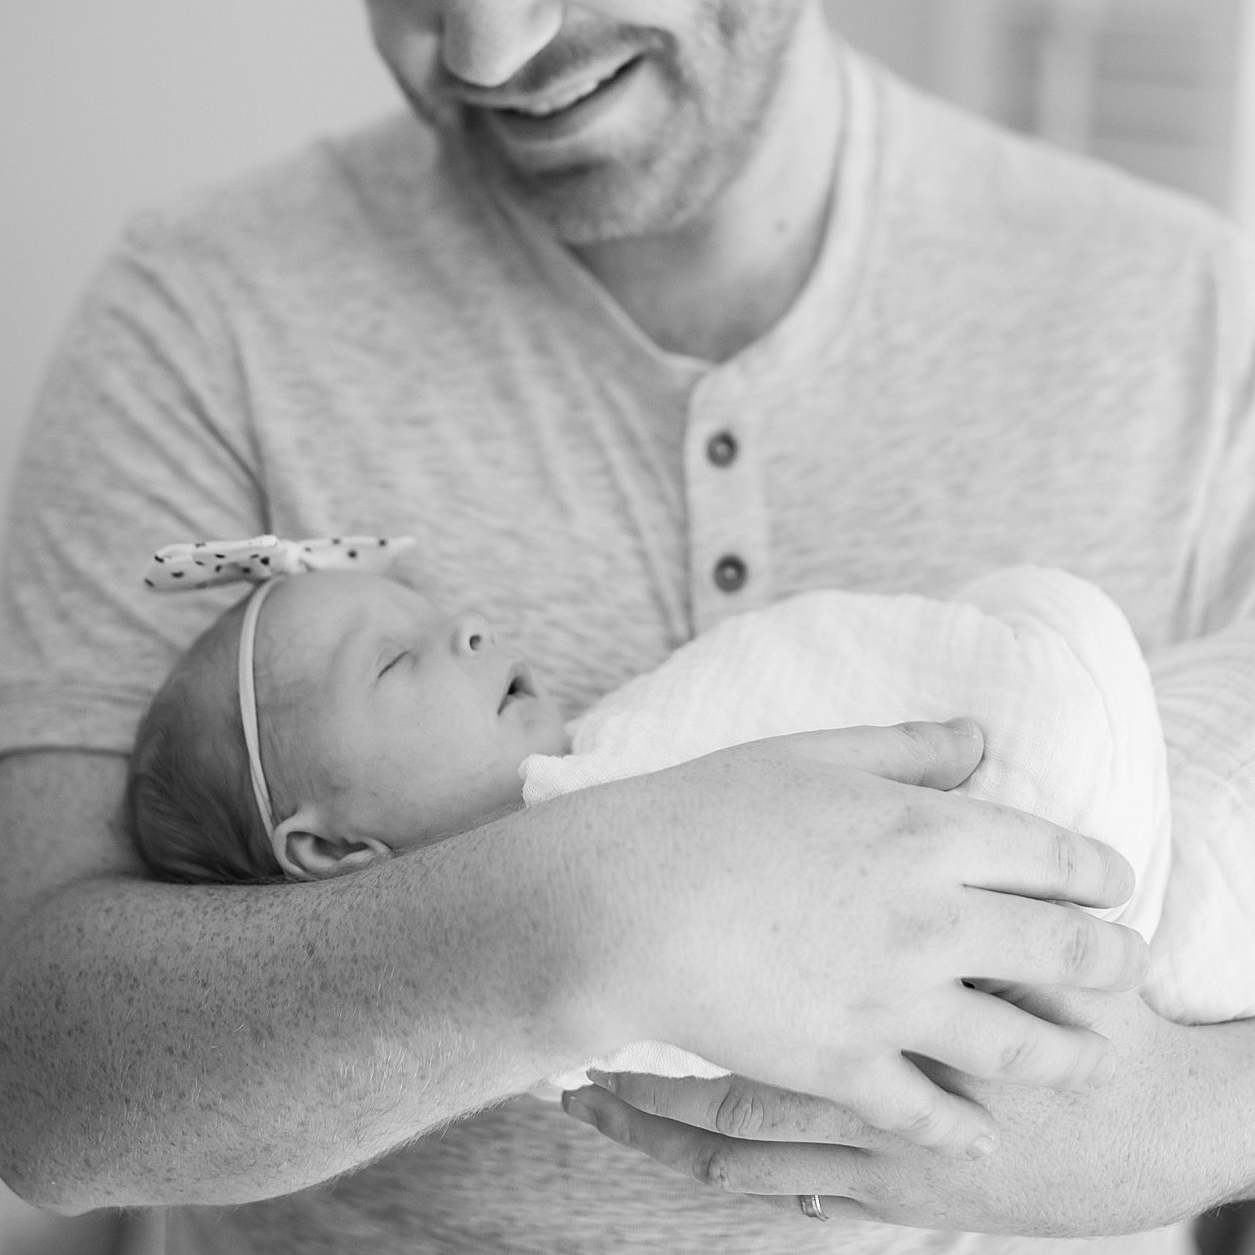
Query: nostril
468 632 483 651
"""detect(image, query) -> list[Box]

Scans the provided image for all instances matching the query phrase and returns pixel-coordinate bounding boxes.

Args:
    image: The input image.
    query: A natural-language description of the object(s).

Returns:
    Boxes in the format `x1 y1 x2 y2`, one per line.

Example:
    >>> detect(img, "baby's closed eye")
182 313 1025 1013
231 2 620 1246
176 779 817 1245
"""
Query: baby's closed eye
378 651 410 678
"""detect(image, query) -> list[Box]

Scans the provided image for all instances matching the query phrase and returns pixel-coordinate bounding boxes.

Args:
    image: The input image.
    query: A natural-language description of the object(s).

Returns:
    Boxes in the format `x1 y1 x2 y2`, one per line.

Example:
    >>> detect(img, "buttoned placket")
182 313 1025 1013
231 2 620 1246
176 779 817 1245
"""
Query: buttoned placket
684 368 774 635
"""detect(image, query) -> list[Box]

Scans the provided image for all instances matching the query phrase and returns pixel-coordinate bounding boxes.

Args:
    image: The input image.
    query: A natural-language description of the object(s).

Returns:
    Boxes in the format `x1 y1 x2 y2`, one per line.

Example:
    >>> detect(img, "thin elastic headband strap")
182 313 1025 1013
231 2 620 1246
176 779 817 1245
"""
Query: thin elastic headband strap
238 578 281 837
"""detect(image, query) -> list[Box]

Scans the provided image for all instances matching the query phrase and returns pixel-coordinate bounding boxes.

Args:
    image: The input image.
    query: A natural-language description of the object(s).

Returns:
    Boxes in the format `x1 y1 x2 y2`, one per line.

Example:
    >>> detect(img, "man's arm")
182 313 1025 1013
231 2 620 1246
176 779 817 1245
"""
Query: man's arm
0 750 581 1210
0 724 1146 1213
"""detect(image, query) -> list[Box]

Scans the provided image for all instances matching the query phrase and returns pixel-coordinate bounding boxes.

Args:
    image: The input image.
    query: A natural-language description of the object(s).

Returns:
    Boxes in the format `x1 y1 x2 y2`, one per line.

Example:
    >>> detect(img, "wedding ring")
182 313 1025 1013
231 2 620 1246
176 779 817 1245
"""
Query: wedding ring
798 1193 828 1221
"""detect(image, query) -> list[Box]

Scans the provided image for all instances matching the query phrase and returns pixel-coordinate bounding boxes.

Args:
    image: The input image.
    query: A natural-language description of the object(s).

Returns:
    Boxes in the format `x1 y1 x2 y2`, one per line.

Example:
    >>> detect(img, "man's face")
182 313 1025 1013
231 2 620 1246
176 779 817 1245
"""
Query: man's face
364 1 811 244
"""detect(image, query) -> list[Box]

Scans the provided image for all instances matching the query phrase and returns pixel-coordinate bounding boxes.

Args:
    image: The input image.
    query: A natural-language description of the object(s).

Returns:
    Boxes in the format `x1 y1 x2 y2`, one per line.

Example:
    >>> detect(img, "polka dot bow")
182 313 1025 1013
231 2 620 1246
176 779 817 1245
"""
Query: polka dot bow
143 534 416 591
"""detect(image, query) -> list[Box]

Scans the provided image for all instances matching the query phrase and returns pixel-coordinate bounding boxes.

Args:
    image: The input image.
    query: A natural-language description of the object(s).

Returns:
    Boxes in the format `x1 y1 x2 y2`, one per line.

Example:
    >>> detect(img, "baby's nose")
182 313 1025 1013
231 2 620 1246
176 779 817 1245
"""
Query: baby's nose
454 611 495 654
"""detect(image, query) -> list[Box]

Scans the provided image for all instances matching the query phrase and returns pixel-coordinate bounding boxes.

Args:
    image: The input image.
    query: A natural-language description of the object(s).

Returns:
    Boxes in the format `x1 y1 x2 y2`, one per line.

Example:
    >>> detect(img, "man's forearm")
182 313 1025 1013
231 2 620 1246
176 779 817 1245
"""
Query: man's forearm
0 794 598 1211
0 727 1159 1214
1189 1019 1255 1207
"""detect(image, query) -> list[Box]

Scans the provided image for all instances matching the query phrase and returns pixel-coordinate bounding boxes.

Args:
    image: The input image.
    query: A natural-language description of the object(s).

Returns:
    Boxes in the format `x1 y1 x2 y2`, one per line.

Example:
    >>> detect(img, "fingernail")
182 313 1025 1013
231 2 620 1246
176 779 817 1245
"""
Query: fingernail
967 1133 997 1160
586 1070 615 1092
1087 1053 1117 1090
561 1093 598 1128
943 717 981 738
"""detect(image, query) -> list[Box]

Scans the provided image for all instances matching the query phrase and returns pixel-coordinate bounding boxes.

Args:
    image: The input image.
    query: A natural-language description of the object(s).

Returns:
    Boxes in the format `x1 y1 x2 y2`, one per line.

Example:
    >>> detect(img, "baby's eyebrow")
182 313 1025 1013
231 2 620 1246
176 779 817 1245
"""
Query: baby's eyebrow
330 604 390 681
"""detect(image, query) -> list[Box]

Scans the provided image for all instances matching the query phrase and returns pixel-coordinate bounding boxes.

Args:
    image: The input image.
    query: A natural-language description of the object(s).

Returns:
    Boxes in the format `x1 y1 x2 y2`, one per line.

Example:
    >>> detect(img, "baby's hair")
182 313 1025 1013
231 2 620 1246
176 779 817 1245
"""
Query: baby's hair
126 591 285 885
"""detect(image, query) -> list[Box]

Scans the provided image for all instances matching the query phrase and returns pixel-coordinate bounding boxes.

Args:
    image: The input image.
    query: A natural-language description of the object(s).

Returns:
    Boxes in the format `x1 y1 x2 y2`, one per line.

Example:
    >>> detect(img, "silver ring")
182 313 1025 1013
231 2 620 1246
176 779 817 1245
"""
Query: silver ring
798 1193 828 1221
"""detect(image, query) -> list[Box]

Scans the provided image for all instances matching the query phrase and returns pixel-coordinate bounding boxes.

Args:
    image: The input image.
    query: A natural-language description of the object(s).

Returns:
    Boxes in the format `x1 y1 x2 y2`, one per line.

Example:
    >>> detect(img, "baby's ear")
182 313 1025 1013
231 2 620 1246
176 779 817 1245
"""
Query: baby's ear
272 809 392 880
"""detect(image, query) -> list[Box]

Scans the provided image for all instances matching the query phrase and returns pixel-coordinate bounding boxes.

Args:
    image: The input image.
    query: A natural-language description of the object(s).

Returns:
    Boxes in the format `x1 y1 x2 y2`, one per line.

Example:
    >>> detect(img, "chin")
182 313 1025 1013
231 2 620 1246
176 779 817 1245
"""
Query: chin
463 117 723 246
531 720 572 758
508 169 715 246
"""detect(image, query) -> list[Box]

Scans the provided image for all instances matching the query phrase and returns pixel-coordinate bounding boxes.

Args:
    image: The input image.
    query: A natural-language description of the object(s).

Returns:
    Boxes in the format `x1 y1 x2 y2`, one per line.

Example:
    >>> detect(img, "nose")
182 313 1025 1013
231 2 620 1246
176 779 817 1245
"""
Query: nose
440 0 565 87
453 611 496 655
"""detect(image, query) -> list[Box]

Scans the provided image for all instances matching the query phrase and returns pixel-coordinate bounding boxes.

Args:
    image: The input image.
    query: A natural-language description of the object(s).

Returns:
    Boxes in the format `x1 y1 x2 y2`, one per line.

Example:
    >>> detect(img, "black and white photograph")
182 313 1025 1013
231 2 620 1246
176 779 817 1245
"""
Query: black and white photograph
2 3 1255 1252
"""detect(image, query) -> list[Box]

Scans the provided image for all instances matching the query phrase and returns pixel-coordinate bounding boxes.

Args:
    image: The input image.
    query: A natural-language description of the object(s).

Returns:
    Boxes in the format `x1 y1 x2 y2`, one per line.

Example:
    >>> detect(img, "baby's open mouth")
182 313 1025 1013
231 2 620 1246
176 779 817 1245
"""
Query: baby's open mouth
498 662 534 713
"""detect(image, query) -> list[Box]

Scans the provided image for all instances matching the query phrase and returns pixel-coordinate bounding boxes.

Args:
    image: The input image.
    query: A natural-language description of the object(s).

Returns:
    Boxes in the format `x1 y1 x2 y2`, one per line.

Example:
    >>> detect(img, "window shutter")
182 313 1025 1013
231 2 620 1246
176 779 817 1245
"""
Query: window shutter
998 0 1244 209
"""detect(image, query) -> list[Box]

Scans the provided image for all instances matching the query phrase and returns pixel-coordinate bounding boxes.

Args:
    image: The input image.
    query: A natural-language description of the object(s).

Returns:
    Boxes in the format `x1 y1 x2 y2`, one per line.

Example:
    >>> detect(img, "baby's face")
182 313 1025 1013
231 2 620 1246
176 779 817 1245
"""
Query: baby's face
257 571 568 849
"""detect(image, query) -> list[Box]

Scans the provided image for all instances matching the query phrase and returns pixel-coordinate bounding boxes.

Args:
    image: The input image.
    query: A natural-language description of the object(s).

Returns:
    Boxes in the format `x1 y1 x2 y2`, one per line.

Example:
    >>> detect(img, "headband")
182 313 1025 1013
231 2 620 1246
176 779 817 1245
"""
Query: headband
238 579 281 833
144 532 417 839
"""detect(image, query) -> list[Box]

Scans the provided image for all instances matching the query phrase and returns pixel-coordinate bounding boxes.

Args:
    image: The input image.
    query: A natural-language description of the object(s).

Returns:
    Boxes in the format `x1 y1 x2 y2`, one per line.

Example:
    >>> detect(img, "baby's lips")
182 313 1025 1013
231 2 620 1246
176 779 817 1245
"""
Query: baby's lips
498 659 536 712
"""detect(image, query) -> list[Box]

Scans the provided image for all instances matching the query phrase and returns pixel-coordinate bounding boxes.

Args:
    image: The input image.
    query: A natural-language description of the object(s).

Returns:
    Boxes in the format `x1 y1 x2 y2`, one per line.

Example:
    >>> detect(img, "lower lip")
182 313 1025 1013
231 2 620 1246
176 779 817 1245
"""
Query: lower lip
484 57 644 148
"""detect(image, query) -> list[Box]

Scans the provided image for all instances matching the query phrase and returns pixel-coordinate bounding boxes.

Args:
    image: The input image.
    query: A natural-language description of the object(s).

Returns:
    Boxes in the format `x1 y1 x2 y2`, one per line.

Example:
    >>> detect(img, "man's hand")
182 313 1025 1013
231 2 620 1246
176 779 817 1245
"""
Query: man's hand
565 722 1149 1164
562 987 1253 1235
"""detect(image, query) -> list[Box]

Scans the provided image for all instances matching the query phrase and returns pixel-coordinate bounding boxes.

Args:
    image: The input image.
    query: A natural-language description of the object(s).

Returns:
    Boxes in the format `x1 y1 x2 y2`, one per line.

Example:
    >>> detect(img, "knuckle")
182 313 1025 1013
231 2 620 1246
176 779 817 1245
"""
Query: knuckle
1061 916 1097 980
713 1081 766 1139
1049 830 1081 889
893 1101 948 1144
692 1142 736 1192
996 1029 1043 1078
626 1075 665 1114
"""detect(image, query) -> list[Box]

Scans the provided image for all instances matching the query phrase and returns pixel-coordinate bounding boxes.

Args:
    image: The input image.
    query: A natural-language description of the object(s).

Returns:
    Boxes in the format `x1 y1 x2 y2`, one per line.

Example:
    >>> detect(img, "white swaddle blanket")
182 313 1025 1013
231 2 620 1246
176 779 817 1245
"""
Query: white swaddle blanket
522 567 1254 1093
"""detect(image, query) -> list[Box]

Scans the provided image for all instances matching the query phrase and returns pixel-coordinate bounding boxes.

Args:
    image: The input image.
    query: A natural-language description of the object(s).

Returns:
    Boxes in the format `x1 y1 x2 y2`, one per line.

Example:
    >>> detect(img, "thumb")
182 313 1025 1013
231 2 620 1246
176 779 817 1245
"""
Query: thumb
771 719 985 791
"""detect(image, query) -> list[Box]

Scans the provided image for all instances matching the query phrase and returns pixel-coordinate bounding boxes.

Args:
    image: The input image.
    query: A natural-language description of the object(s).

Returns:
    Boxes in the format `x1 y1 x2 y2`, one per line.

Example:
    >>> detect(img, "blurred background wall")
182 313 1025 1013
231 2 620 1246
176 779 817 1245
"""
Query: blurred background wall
828 0 1255 217
0 0 397 551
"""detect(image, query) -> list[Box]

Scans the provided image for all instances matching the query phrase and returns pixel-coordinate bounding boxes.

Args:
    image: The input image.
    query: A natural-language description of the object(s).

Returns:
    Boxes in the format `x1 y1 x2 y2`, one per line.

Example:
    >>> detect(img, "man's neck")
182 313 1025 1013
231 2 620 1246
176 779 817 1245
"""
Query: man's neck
572 11 845 363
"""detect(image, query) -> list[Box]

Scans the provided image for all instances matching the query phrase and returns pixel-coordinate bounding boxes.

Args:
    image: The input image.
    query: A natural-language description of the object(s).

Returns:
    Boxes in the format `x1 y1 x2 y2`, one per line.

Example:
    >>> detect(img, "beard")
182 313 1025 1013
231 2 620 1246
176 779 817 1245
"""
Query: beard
394 2 809 246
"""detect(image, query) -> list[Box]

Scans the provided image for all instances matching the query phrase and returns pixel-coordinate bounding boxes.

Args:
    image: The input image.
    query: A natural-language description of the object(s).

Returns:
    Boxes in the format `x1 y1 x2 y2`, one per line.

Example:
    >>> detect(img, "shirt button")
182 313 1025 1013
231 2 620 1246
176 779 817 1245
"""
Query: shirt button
706 430 739 468
713 554 749 593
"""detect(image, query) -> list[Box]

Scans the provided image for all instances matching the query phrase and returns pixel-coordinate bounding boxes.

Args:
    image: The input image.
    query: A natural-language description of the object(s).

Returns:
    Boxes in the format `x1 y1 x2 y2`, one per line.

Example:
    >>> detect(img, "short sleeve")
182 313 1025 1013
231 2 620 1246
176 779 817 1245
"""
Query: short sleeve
0 213 267 757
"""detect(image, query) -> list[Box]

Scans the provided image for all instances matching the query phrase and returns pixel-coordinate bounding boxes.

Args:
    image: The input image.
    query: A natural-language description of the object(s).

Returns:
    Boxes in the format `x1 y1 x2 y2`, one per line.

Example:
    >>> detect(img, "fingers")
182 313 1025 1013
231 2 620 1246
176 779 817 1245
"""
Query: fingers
823 1055 999 1159
782 731 1139 914
912 985 1117 1094
563 1084 874 1198
762 1193 869 1222
584 1066 997 1161
953 801 1137 909
583 1071 883 1147
959 889 1149 991
773 720 985 791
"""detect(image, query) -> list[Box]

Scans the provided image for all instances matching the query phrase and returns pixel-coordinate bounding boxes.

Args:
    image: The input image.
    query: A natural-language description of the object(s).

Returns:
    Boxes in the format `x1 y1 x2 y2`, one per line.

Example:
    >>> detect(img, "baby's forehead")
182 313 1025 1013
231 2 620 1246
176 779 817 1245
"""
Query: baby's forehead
278 569 423 610
265 571 430 656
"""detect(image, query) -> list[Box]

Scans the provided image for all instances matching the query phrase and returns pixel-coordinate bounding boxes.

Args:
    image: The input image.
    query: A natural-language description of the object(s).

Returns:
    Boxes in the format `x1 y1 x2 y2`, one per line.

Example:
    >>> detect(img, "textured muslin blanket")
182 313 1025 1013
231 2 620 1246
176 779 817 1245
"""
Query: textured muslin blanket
523 567 1250 1092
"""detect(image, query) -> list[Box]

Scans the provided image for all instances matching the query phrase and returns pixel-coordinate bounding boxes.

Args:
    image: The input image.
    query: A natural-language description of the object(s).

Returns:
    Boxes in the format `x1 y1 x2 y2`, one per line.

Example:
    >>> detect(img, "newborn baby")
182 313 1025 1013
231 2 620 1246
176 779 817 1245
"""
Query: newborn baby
127 536 1253 1095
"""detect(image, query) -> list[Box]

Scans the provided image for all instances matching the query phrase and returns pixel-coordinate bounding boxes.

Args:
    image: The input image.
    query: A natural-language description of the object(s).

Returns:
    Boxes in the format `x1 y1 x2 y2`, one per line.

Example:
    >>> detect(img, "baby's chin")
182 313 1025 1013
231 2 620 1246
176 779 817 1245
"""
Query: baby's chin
524 705 572 759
